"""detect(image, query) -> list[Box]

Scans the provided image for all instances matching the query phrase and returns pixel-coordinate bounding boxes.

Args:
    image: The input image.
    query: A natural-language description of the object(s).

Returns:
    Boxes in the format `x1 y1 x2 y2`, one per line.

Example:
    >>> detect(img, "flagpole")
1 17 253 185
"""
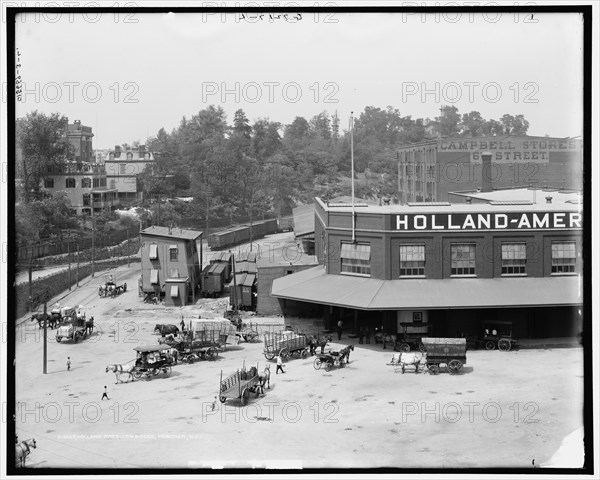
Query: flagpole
350 112 356 242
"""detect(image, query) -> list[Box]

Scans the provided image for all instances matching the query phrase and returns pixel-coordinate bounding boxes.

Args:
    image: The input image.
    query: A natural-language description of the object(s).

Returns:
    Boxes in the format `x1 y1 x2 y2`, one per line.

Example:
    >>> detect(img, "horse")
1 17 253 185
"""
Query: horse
339 344 355 365
31 313 57 329
106 362 136 383
258 366 271 393
15 438 36 467
154 324 179 337
307 335 332 355
85 317 94 335
392 352 427 374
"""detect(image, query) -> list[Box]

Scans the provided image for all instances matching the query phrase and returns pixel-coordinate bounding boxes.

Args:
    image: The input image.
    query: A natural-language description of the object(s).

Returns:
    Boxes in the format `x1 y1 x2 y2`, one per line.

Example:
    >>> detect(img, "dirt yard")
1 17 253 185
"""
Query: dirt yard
13 259 585 470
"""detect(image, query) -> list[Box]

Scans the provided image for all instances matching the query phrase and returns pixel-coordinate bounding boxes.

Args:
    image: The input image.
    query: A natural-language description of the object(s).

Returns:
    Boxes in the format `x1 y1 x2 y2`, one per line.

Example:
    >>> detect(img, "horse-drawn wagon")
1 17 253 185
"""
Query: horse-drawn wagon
422 337 467 375
478 321 517 351
163 330 228 364
218 364 269 405
132 345 173 380
56 306 93 343
99 274 127 297
263 331 309 360
313 345 354 371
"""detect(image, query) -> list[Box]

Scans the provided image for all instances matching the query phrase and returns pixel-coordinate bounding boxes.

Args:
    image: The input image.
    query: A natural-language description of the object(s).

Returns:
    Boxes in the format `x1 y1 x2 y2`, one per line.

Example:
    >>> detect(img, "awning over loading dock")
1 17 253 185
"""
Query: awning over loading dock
271 266 582 310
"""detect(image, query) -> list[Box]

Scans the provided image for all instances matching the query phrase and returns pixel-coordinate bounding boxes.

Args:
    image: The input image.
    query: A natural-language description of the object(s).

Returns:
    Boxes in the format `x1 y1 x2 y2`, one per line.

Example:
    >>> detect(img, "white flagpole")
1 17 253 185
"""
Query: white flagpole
350 112 356 242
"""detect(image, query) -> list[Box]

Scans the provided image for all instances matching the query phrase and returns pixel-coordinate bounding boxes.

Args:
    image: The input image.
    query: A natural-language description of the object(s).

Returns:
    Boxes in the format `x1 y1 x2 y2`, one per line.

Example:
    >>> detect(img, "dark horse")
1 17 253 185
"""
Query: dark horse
154 324 180 337
31 313 58 329
307 335 332 355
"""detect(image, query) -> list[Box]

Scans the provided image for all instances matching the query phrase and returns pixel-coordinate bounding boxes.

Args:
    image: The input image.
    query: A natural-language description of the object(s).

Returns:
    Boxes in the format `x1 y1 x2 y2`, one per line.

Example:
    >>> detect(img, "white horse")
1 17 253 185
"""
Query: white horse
106 362 136 383
392 352 427 374
257 366 271 394
15 438 36 467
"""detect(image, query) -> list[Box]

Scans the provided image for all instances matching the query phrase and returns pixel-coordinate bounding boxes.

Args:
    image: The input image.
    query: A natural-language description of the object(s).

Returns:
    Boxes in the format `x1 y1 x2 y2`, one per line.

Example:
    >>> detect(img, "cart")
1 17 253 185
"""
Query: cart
99 274 127 297
422 337 467 375
132 345 173 380
394 322 432 353
219 364 262 405
313 345 354 371
56 307 93 343
263 331 309 360
478 321 517 351
173 332 228 363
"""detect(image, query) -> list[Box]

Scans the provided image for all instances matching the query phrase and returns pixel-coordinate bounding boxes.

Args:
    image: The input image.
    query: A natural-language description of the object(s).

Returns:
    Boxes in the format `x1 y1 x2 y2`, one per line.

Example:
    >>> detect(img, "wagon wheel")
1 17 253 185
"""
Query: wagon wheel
313 357 323 370
152 368 160 376
162 365 172 377
220 384 227 393
447 360 463 375
264 353 275 361
145 372 153 381
56 337 62 343
325 361 333 372
301 349 308 359
187 355 195 364
219 396 226 403
123 283 127 292
399 343 410 353
485 340 496 350
428 364 440 375
418 342 426 353
206 348 216 360
133 369 144 380
242 335 248 342
241 387 249 406
498 339 512 351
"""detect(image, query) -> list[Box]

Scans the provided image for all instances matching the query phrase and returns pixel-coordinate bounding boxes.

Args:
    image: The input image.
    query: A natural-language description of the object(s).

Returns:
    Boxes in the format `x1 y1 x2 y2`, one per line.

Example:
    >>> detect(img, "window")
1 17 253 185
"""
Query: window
44 178 54 188
120 163 127 175
451 244 476 276
81 177 91 188
169 245 178 261
93 178 100 188
82 193 90 206
150 269 159 285
149 244 158 260
501 243 527 275
340 242 371 276
65 178 76 188
399 244 425 277
552 241 576 274
170 285 179 298
100 178 106 187
169 268 179 278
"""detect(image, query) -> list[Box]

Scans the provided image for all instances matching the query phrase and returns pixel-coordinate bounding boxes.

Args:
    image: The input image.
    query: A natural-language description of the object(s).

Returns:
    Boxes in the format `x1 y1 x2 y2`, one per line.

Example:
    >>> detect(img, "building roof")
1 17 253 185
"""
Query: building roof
271 266 581 310
449 187 582 205
316 196 581 214
140 225 202 240
292 204 316 237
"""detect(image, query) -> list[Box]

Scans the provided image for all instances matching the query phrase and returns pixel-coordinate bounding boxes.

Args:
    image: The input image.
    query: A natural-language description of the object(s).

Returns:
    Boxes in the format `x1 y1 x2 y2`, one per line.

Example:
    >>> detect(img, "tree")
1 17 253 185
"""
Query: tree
18 111 73 203
459 111 485 137
233 109 252 140
331 111 340 142
309 111 331 140
433 105 461 137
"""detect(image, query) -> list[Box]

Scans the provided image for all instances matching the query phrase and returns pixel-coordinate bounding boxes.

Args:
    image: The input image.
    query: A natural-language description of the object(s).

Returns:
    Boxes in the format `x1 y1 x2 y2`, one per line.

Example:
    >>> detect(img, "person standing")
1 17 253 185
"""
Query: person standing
275 354 285 374
101 386 109 401
365 327 371 344
337 320 343 340
66 357 71 371
358 327 364 344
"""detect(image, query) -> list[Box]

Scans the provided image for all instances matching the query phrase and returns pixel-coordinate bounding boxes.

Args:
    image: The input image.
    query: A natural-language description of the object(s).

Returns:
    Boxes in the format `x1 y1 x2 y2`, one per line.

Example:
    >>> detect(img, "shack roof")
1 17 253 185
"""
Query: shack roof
141 225 202 241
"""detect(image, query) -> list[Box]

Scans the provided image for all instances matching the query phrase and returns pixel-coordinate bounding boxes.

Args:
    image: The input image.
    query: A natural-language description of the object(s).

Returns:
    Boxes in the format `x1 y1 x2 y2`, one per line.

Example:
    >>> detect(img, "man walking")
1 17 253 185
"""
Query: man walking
358 327 364 344
275 354 285 374
66 357 71 372
101 386 109 401
337 320 343 340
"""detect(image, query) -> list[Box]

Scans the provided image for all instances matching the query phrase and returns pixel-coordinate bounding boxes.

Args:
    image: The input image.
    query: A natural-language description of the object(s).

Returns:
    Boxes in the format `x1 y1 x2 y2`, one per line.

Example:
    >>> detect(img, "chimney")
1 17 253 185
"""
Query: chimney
466 197 472 204
481 151 493 193
545 196 552 204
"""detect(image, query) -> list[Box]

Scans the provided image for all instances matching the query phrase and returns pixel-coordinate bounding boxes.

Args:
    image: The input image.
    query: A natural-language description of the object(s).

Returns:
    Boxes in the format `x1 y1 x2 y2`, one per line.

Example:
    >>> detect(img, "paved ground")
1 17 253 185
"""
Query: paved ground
12 236 585 470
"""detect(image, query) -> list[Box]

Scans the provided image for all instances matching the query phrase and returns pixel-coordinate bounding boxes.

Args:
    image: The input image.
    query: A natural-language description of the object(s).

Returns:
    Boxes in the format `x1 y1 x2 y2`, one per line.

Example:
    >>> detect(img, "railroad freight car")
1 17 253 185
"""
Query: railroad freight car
200 263 227 297
278 216 294 232
207 219 279 250
210 251 232 281
230 272 257 311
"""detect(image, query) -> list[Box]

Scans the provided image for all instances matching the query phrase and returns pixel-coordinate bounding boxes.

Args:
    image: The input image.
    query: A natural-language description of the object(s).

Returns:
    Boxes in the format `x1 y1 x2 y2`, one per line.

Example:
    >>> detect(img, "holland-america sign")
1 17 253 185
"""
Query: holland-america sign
395 212 582 231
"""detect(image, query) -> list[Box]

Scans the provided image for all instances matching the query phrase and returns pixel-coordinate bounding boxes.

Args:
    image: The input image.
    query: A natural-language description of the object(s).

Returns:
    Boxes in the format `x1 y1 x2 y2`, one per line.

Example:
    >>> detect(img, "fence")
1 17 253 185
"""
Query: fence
15 257 141 319
17 228 139 262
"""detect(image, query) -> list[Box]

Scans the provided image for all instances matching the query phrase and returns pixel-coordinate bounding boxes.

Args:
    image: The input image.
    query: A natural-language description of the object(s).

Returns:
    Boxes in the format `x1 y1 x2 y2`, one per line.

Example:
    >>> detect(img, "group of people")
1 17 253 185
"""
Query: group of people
356 327 373 344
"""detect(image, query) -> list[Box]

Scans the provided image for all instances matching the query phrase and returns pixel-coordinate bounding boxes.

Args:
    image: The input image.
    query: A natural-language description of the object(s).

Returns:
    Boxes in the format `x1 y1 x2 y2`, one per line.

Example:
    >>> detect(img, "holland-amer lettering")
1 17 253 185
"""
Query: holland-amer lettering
395 212 582 231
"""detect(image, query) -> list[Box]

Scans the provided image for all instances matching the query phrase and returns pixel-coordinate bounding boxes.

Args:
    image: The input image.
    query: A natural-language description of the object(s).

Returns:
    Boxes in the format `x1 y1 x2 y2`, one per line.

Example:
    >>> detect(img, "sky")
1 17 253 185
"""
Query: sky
12 9 584 149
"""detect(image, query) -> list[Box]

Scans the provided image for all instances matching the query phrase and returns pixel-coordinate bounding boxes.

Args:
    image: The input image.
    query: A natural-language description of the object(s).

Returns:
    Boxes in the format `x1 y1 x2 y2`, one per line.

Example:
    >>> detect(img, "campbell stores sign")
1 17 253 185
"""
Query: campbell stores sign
395 212 582 231
438 137 581 163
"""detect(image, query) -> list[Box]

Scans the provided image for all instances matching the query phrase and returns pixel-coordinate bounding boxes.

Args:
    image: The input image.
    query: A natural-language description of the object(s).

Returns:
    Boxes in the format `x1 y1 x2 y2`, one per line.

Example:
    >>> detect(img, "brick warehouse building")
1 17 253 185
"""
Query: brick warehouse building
397 135 582 203
271 196 583 340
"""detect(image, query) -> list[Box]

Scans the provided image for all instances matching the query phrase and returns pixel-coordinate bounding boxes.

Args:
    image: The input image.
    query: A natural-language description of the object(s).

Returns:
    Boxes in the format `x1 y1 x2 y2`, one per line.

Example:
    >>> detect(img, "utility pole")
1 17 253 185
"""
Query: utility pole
91 205 95 278
76 243 80 287
28 264 33 312
42 296 48 374
127 228 130 267
68 241 71 291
